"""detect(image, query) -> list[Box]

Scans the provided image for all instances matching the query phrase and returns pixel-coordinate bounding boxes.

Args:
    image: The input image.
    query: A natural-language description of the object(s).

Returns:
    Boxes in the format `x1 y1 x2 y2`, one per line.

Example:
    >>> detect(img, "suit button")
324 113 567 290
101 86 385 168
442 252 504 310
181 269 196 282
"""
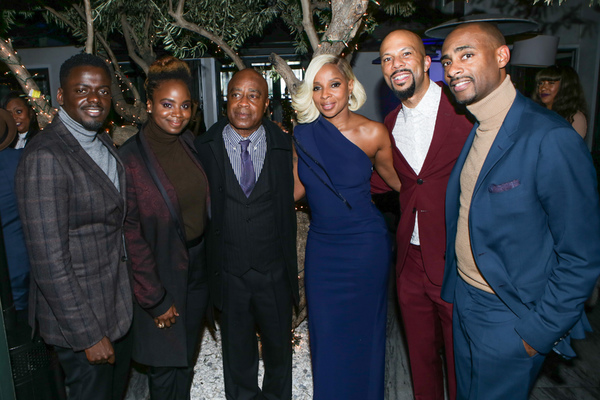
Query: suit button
412 207 417 213
218 186 223 192
215 229 221 235
417 178 424 185
246 218 251 223
121 256 127 262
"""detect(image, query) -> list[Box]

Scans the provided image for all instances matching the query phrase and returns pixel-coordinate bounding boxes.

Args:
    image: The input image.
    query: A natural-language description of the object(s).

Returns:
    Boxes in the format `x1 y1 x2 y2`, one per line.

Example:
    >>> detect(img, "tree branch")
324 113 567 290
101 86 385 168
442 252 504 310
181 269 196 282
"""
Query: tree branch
169 0 246 70
94 33 147 124
315 0 368 57
143 11 156 60
0 37 54 128
83 0 94 53
121 15 150 74
300 0 320 51
269 52 301 96
44 6 78 31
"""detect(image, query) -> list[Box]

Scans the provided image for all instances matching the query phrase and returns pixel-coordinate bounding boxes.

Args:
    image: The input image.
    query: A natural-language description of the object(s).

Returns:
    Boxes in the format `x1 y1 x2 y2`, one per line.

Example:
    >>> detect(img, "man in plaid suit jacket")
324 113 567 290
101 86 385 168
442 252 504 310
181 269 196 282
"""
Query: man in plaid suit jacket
16 54 133 400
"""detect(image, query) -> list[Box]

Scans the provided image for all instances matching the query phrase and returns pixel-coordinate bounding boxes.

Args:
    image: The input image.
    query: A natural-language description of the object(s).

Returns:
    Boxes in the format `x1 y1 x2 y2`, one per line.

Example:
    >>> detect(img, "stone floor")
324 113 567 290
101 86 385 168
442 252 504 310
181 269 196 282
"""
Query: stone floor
529 304 600 400
124 289 600 400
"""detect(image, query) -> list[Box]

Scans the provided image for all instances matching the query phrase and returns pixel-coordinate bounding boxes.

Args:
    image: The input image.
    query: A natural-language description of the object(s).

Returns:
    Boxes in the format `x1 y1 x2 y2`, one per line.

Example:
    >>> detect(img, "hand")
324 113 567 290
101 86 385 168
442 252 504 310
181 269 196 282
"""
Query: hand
85 337 115 365
154 304 179 329
522 339 538 357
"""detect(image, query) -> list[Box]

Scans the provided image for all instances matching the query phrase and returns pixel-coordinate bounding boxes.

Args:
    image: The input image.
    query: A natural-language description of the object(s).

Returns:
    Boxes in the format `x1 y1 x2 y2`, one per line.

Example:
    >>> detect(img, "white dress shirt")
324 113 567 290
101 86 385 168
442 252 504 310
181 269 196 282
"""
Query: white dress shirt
391 79 441 245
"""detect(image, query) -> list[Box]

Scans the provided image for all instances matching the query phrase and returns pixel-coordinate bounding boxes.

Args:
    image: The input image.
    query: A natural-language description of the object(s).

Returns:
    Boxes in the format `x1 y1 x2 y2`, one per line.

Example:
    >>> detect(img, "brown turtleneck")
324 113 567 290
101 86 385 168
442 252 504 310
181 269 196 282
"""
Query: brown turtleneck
145 117 207 241
455 75 516 293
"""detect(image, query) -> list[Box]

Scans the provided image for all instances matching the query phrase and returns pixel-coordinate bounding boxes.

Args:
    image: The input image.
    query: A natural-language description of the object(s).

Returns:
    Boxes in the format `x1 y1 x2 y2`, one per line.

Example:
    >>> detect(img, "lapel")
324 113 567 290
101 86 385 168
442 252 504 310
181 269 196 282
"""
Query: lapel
419 87 454 176
447 124 476 218
199 119 228 182
264 118 291 195
180 132 211 219
472 93 524 197
53 117 124 211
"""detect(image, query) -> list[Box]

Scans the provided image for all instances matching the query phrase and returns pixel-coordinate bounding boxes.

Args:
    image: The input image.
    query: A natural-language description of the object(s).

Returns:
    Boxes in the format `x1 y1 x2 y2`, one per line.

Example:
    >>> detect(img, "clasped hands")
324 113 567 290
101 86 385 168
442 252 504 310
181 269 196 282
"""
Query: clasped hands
154 304 179 329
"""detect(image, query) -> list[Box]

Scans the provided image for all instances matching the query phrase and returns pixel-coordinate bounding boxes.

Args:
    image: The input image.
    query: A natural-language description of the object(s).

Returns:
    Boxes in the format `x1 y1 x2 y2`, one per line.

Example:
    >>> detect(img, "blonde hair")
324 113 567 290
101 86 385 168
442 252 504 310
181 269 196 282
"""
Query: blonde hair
292 54 366 124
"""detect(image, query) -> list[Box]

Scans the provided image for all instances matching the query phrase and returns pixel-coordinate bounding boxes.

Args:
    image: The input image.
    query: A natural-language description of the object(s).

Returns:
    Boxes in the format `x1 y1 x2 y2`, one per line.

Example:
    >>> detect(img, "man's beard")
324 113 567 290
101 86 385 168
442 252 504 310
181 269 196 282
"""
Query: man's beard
82 120 104 131
392 77 416 101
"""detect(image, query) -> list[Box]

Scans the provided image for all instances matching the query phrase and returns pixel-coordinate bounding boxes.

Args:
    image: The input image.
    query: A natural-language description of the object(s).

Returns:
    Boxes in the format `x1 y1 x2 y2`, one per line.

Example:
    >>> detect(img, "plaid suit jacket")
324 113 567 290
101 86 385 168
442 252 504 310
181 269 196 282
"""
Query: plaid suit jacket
15 116 132 351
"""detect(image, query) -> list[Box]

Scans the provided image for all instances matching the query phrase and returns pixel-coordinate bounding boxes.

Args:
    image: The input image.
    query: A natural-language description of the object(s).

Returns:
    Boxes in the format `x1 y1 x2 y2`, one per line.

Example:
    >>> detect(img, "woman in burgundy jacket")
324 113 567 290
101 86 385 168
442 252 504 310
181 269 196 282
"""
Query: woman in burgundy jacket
119 56 209 399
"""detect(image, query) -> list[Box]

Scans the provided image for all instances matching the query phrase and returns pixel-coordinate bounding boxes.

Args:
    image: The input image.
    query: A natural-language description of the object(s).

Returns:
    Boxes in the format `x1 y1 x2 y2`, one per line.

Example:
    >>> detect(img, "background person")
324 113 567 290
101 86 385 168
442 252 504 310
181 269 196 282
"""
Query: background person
119 56 210 400
292 54 400 400
0 108 30 324
1 91 40 148
531 65 588 138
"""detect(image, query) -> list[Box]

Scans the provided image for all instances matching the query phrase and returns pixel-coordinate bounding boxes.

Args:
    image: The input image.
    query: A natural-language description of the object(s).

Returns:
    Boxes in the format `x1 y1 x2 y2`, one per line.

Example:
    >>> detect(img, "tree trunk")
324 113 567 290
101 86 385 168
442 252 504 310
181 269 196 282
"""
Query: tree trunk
0 38 54 128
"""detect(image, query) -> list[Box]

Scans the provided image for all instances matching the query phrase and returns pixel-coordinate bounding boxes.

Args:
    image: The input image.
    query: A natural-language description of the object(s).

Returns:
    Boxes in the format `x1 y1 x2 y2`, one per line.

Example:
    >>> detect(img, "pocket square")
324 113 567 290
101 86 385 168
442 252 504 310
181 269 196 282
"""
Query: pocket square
488 179 520 193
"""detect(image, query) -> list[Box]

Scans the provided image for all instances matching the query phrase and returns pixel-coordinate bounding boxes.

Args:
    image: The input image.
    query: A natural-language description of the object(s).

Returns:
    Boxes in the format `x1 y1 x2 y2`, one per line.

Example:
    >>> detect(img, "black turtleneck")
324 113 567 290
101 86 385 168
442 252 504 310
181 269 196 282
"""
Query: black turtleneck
144 117 207 240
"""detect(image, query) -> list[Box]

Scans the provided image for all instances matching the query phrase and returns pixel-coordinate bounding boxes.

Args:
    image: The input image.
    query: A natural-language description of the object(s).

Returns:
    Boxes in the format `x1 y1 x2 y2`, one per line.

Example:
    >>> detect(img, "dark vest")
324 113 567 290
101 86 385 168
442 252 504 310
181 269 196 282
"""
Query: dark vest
222 152 283 276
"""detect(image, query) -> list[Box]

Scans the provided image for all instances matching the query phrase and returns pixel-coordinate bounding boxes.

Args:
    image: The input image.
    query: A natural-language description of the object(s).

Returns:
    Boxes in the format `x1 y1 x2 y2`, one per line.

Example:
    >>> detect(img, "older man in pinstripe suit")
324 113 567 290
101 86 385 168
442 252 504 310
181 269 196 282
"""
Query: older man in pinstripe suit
16 54 133 400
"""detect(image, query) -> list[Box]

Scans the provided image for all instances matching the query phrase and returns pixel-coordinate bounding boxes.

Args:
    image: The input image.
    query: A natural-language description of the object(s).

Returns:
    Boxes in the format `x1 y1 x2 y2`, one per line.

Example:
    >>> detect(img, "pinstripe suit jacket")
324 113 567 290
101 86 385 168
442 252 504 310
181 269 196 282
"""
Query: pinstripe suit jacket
15 116 133 351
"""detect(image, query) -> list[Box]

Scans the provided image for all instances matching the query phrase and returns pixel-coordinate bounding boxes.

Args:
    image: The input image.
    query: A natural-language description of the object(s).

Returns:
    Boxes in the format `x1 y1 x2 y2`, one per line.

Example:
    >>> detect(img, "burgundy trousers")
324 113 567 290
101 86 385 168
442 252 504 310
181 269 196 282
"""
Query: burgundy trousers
397 244 456 400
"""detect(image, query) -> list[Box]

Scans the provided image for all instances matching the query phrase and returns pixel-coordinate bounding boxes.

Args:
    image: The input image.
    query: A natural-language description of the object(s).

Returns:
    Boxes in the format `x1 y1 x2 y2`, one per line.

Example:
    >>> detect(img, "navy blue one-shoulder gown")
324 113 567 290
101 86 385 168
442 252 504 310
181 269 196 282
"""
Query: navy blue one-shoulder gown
295 116 391 400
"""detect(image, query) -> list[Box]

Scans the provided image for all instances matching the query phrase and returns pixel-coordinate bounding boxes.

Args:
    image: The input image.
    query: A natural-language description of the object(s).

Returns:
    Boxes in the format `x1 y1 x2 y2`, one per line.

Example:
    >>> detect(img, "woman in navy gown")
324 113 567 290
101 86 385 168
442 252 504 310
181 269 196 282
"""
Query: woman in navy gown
292 55 401 399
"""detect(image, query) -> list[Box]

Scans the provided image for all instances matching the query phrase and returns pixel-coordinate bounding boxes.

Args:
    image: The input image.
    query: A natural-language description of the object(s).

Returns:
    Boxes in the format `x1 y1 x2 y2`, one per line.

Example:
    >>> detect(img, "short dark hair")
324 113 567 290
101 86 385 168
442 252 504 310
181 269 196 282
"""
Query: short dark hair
145 56 193 101
59 53 112 87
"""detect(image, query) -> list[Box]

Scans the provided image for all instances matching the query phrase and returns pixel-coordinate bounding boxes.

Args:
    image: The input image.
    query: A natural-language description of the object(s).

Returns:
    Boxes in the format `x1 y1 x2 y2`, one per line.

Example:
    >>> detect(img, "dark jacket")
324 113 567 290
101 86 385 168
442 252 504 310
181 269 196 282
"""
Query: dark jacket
372 83 472 286
15 116 132 351
443 92 600 357
195 118 298 309
119 127 209 367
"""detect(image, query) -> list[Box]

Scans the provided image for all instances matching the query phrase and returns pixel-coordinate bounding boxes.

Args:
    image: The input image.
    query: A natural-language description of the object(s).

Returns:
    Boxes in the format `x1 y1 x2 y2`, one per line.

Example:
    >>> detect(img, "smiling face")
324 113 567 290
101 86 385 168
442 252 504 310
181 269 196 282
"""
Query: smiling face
57 65 112 131
441 23 509 105
227 69 269 138
147 79 192 135
380 30 431 103
312 63 354 120
5 97 32 134
537 79 560 109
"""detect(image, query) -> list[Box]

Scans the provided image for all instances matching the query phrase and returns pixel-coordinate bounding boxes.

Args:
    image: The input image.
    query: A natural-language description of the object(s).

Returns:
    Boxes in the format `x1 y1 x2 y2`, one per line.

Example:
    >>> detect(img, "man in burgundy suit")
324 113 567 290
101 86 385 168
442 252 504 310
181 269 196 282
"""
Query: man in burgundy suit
372 30 472 400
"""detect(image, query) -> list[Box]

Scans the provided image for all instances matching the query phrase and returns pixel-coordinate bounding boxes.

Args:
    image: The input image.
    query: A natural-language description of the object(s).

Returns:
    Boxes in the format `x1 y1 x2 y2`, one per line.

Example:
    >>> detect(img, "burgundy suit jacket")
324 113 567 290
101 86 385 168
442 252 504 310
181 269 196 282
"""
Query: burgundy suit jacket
119 127 209 367
372 82 473 286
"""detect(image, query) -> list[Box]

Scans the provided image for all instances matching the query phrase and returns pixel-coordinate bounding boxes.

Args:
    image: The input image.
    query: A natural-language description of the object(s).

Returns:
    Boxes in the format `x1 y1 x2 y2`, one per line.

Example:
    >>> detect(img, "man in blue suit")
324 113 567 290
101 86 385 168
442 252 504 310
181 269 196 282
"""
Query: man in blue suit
440 22 600 399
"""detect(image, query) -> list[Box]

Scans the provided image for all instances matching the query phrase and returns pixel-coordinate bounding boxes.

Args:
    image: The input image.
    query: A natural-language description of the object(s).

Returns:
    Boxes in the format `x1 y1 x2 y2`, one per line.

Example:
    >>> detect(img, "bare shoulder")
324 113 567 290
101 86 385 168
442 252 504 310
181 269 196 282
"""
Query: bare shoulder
351 113 387 139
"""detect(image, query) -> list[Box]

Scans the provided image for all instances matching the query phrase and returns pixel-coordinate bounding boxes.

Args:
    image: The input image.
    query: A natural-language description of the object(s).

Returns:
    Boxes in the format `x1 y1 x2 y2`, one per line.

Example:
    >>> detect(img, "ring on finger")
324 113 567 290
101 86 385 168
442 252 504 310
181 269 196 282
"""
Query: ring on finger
158 323 165 328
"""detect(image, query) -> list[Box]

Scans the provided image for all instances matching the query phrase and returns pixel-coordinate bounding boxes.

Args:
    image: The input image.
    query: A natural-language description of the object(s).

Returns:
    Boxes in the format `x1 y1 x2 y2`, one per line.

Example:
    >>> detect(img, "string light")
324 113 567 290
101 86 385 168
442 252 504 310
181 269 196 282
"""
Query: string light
0 37 54 125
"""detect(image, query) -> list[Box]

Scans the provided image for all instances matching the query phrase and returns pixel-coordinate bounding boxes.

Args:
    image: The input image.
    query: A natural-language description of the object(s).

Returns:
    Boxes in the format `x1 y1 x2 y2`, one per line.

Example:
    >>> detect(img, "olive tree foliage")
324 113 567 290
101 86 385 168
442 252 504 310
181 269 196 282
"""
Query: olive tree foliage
43 0 154 123
159 0 416 94
159 0 282 72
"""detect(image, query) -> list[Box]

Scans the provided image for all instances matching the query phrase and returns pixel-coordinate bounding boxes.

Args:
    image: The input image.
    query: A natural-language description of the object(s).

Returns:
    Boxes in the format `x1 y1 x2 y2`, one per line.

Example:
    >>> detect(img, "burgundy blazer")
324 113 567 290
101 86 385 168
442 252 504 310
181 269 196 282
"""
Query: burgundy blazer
119 127 209 367
372 83 473 286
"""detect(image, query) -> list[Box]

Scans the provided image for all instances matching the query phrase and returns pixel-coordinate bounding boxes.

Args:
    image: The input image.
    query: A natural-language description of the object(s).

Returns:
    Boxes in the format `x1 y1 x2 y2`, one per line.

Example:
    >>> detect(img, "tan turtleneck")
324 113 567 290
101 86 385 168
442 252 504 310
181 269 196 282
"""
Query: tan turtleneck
455 75 516 293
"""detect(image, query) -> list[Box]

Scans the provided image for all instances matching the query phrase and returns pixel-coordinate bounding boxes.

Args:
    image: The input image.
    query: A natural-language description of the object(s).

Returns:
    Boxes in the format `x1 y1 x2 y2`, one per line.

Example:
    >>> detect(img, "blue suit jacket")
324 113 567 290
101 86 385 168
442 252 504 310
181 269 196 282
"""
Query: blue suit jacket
0 148 30 311
442 92 600 357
